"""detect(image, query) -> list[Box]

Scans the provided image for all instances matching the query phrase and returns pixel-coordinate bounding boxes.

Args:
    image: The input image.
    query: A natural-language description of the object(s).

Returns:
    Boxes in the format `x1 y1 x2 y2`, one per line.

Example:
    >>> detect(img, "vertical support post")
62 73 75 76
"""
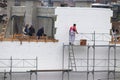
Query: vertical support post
36 57 38 80
108 45 116 80
67 71 70 80
93 31 95 46
62 44 65 80
30 72 32 80
108 46 110 80
68 45 70 70
62 71 64 80
92 31 95 80
87 45 90 80
51 18 54 39
10 7 13 38
62 43 65 70
10 57 12 80
4 70 7 80
11 16 14 39
92 46 95 80
113 45 116 80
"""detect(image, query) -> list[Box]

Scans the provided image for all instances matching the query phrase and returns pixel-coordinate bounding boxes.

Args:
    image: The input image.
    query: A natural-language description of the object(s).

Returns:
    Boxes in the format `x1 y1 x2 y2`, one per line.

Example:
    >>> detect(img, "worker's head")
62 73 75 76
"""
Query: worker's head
25 24 29 27
73 24 76 26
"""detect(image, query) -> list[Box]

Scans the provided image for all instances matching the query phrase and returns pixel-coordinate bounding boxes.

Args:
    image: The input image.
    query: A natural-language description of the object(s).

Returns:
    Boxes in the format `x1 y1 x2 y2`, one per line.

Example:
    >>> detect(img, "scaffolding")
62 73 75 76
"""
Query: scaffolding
63 32 120 80
0 57 71 80
0 57 38 80
1 32 120 80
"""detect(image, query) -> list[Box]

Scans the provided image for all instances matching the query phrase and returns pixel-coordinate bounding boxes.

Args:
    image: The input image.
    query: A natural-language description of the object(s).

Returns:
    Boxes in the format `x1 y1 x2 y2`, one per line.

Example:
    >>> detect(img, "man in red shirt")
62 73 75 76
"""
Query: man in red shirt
69 24 78 45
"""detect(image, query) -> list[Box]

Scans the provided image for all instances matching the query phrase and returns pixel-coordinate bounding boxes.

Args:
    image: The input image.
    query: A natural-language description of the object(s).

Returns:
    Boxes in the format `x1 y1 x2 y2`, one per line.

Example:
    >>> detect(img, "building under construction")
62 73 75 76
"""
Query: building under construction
0 0 120 80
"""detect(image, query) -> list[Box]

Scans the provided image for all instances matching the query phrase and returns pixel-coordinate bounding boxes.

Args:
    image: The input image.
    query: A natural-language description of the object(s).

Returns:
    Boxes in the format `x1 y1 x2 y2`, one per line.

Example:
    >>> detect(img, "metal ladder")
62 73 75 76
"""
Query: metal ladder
68 45 77 71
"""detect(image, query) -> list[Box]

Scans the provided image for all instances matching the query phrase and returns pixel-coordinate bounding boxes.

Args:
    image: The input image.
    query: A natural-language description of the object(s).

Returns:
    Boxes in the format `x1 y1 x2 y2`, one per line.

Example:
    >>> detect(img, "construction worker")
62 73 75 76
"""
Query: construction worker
36 27 45 39
28 25 35 36
69 24 78 45
23 24 29 35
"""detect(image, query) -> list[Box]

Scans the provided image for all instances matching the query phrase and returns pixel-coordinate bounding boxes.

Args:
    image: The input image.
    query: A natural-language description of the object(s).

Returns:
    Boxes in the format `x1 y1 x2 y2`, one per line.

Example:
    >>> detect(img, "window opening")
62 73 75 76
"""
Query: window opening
37 16 56 39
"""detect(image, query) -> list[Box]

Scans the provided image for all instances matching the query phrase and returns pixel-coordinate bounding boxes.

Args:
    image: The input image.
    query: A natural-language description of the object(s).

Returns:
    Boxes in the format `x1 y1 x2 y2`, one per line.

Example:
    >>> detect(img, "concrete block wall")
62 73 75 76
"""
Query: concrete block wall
7 1 56 38
12 6 26 16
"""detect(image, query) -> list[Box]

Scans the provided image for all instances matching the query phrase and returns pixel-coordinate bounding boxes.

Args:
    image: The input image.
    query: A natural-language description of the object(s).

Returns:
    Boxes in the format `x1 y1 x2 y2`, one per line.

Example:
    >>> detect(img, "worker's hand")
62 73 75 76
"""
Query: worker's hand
76 31 79 34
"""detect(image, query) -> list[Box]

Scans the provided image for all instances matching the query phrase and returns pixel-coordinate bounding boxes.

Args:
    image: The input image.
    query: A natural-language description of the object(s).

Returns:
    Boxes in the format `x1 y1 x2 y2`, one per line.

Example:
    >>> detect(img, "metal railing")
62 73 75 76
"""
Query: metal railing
75 32 112 45
0 57 38 72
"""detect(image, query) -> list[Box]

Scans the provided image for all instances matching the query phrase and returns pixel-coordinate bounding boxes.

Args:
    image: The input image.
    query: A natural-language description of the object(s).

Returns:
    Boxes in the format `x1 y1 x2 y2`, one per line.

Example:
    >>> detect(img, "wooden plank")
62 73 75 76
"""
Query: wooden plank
29 69 72 72
3 37 58 42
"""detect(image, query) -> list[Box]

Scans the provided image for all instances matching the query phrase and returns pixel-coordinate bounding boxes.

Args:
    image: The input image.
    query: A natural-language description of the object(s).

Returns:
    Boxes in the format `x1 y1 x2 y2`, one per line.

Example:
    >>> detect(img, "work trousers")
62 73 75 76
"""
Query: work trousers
69 32 75 44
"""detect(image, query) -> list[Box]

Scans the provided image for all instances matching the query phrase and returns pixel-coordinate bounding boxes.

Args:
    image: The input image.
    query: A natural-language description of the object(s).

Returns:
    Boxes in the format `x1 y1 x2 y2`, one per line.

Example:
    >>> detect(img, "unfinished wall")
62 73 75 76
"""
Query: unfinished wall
0 7 117 80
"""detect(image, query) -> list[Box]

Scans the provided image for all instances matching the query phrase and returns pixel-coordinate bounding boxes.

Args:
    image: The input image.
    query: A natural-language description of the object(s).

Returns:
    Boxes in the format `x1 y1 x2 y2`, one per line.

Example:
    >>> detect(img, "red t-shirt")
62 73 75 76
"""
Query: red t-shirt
70 26 77 32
